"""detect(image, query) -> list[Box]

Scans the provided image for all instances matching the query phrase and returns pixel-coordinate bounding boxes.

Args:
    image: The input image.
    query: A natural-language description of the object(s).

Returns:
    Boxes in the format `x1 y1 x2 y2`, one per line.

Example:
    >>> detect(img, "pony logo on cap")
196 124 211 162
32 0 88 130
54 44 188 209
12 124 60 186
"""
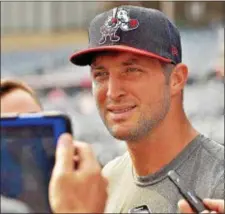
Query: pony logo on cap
99 7 139 45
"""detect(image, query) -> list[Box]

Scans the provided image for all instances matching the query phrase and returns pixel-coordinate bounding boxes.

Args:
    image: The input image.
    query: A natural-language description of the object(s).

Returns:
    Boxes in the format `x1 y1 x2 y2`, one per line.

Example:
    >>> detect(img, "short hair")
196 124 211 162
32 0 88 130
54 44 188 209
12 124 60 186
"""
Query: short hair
159 62 174 84
0 78 42 108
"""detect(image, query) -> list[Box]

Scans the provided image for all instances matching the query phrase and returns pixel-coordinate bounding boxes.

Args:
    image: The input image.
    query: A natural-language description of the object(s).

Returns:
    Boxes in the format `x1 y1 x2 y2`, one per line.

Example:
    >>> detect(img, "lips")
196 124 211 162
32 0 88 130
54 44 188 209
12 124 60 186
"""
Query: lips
107 105 136 113
106 105 137 122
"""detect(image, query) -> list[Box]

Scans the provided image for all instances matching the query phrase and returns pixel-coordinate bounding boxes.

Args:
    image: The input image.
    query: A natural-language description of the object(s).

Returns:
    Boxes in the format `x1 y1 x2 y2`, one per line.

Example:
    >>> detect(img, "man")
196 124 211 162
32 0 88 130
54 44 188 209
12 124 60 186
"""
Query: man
50 5 224 213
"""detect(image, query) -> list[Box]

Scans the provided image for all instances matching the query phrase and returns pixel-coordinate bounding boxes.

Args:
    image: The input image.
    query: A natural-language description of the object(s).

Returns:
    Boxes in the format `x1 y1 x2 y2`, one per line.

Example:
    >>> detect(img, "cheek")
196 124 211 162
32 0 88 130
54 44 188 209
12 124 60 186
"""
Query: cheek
92 82 106 110
136 79 166 106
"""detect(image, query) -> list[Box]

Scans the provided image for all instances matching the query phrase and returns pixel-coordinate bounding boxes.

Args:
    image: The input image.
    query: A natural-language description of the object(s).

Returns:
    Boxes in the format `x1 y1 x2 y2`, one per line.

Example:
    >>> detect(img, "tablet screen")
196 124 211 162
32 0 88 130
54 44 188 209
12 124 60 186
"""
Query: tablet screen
1 125 55 213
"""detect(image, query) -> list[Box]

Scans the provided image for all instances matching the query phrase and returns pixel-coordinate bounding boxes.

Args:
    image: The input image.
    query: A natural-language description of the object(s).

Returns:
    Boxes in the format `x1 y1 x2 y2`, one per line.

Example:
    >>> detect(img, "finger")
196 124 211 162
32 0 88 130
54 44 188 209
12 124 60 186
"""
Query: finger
103 176 109 187
201 211 210 213
73 155 80 170
73 155 80 162
203 199 224 213
75 141 99 173
54 133 74 173
178 199 195 213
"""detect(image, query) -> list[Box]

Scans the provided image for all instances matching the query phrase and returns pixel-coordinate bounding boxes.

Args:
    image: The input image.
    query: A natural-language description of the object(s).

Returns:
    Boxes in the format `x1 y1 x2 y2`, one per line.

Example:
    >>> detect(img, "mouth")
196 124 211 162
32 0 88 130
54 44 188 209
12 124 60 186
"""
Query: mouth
108 106 136 113
107 105 137 121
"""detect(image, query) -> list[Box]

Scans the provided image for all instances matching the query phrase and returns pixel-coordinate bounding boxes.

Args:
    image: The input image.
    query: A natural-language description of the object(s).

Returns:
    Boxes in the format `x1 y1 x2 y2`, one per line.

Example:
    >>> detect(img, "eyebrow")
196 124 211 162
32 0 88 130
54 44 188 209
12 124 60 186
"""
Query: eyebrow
90 64 105 71
122 58 139 66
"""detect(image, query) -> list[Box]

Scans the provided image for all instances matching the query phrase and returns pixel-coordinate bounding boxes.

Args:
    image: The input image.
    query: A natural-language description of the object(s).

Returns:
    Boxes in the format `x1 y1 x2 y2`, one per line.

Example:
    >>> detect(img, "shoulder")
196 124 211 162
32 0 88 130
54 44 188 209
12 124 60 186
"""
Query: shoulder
200 135 224 162
102 152 130 179
197 135 224 176
198 136 224 197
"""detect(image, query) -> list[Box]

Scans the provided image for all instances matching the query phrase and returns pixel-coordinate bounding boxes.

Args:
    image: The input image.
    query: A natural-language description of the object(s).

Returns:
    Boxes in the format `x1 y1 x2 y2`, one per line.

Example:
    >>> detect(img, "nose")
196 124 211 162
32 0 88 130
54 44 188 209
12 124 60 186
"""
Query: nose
106 75 126 101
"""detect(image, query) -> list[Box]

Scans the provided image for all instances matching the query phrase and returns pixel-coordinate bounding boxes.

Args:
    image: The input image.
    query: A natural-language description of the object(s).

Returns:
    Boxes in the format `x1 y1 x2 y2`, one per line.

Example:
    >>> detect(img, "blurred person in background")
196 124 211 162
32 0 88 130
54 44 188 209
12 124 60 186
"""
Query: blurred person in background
49 5 224 213
0 196 32 214
1 79 42 114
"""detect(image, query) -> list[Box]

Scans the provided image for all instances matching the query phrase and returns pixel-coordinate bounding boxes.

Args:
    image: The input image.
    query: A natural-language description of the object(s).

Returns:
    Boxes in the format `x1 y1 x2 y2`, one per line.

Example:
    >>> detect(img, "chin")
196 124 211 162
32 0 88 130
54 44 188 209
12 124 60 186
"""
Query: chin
102 113 141 140
107 124 136 141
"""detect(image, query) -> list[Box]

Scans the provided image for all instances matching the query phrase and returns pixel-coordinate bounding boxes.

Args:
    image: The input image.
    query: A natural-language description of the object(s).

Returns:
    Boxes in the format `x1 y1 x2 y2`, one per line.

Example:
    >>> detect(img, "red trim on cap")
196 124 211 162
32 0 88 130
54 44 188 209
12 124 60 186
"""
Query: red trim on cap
70 45 172 65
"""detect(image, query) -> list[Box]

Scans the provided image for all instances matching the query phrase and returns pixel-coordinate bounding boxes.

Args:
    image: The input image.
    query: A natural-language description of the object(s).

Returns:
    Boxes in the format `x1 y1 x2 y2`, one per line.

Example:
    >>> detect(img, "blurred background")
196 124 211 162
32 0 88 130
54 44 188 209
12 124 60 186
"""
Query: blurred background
1 1 224 166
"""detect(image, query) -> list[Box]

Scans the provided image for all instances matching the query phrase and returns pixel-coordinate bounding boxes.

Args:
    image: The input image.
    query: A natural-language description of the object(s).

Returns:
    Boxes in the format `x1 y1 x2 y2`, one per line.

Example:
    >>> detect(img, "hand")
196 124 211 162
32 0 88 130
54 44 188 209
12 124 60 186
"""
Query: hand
49 133 108 213
178 198 224 213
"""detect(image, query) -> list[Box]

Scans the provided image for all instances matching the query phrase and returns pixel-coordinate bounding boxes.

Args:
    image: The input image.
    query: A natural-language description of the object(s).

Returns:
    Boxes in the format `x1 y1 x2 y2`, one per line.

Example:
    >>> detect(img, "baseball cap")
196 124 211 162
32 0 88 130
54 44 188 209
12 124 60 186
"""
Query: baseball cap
70 5 182 66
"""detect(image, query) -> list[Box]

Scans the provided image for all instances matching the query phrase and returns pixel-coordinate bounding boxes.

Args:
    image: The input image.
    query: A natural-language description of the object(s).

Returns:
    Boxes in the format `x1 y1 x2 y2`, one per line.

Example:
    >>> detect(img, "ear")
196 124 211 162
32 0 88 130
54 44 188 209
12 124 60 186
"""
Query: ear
170 63 188 96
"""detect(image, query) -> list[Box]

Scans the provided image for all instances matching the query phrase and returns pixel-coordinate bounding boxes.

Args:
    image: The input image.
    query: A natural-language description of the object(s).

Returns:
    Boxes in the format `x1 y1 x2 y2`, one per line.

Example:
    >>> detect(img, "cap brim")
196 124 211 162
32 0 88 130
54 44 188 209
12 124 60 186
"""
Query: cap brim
70 45 172 66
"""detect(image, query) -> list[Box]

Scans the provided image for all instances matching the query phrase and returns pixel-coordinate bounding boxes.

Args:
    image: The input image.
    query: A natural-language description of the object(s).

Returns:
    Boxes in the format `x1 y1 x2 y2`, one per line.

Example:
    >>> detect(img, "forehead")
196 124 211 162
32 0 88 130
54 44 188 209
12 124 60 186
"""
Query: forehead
1 89 41 113
92 51 160 66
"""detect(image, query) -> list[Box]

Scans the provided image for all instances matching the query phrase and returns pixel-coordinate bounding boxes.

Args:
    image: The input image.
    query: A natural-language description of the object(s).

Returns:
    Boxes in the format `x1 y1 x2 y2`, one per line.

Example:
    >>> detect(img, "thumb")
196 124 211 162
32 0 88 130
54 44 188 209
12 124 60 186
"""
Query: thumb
54 133 74 173
178 199 195 213
203 199 224 213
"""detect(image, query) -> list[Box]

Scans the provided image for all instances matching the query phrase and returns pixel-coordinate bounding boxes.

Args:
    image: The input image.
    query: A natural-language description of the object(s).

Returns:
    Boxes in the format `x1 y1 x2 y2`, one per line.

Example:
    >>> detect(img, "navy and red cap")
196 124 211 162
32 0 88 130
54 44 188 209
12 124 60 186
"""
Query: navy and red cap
70 5 182 66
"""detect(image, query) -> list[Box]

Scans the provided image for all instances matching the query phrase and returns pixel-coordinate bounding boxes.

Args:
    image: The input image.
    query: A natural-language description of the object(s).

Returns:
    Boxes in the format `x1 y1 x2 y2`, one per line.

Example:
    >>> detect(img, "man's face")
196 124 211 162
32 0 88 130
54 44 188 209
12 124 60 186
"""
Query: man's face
91 52 171 142
1 89 41 114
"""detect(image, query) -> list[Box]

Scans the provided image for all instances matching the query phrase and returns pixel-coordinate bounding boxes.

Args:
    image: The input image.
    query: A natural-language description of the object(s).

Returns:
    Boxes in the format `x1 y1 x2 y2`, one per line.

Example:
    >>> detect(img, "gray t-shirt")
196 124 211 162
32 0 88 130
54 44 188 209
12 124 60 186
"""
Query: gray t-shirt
103 135 224 213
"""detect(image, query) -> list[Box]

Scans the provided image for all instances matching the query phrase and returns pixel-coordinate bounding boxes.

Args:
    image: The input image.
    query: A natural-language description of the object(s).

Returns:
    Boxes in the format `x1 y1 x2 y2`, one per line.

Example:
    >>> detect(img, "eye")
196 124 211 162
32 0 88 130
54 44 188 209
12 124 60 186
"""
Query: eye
126 67 141 73
93 71 108 80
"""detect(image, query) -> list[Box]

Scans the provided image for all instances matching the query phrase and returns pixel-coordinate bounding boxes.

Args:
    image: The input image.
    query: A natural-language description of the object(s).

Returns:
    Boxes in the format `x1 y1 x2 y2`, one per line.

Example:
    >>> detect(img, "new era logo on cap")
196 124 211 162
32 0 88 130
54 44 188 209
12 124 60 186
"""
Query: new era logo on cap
70 5 182 66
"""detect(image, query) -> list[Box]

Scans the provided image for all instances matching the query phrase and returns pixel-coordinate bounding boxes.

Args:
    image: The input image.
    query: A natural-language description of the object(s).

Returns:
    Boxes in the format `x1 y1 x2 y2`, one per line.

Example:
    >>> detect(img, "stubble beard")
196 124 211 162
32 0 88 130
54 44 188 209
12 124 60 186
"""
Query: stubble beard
97 87 171 142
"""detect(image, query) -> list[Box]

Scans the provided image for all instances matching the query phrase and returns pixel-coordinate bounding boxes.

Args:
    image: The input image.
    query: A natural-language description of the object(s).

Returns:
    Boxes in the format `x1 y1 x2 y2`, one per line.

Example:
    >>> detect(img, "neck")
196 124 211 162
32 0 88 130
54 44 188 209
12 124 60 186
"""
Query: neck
126 105 199 176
